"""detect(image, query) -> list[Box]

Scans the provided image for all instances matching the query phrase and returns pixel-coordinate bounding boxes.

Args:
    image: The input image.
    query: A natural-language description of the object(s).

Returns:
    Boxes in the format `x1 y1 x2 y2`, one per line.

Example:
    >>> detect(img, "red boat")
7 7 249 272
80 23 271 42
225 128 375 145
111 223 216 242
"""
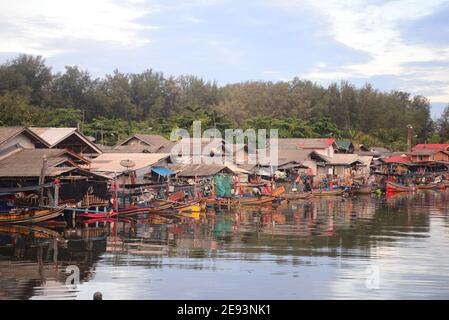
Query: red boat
386 181 416 193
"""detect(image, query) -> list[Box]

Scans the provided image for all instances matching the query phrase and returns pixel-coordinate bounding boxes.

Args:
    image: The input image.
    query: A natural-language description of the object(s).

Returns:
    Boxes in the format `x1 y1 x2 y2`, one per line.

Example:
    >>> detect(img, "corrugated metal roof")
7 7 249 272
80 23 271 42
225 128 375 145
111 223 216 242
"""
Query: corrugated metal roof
29 127 76 146
175 164 235 177
0 149 80 177
89 153 170 173
412 144 449 151
328 154 362 165
29 127 102 154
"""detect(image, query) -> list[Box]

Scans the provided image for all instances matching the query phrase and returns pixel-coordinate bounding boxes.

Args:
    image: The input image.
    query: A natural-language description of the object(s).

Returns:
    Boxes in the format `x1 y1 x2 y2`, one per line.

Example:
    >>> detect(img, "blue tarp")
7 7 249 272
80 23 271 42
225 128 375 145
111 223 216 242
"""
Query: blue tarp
152 166 174 177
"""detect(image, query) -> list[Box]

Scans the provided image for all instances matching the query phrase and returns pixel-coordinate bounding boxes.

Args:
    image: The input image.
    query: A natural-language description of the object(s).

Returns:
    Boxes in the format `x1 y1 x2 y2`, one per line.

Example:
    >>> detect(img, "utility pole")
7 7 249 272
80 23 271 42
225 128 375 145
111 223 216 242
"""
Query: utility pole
407 125 413 152
39 155 47 206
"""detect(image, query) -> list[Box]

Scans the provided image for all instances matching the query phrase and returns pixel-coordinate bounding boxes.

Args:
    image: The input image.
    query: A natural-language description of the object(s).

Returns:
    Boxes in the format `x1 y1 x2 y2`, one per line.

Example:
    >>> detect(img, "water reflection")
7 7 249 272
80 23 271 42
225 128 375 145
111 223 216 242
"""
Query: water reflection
1 191 449 299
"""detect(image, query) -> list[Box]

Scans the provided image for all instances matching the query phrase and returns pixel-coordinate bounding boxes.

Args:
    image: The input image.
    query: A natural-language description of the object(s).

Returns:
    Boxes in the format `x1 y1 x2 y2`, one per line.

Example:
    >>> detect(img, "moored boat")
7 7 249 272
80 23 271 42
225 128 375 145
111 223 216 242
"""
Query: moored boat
234 195 277 205
352 185 373 195
416 183 439 190
386 181 416 193
312 189 345 197
281 192 313 200
0 206 66 224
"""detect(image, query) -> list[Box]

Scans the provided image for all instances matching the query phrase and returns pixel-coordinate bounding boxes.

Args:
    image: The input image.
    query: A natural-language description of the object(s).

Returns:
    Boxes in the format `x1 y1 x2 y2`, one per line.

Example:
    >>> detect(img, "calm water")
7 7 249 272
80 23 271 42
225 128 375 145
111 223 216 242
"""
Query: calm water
1 191 449 300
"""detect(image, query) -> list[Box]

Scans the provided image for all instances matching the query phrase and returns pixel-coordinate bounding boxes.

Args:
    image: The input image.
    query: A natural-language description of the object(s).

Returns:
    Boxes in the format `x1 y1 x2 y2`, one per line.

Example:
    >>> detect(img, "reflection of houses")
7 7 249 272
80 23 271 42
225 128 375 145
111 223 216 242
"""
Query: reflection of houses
0 225 104 300
29 127 102 157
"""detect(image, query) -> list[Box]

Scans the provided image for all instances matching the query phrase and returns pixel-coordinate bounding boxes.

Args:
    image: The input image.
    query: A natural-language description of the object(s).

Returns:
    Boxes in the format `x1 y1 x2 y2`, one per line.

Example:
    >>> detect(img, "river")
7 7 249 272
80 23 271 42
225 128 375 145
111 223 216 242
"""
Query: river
1 191 449 299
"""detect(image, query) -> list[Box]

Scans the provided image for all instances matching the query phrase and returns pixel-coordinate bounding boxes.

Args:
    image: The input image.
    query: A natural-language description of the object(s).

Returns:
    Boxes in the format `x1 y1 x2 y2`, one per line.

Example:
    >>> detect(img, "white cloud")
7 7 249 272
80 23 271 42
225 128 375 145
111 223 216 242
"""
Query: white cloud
0 0 158 56
277 0 449 103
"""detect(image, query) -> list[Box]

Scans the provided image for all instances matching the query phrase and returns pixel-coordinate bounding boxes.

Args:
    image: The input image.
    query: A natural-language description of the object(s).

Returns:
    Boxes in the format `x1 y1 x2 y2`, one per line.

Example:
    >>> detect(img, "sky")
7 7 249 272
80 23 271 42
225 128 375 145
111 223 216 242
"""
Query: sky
0 0 448 118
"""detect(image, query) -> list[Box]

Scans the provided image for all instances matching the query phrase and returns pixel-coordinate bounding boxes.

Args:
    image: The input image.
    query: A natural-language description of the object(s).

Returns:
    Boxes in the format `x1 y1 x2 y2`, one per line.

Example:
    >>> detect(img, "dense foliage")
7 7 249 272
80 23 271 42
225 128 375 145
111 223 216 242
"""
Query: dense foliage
0 54 445 149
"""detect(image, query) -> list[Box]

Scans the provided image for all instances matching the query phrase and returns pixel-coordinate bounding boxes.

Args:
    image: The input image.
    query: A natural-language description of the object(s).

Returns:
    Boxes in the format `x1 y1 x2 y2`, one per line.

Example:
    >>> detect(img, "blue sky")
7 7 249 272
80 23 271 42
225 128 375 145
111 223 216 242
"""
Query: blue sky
1 0 448 118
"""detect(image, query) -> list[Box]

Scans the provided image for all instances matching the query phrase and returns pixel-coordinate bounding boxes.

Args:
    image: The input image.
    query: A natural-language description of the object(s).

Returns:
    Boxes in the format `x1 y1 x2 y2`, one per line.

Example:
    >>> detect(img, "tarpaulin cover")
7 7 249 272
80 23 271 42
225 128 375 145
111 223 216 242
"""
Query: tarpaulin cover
152 166 174 177
213 175 232 197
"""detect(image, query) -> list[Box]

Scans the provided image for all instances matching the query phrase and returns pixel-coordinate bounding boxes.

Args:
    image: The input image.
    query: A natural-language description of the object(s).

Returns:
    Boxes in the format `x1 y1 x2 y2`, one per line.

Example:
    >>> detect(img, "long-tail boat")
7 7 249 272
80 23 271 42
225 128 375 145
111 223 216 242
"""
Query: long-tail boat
416 183 439 190
233 186 285 206
352 185 373 195
0 206 66 224
312 188 345 197
386 181 416 193
280 192 313 200
233 195 278 205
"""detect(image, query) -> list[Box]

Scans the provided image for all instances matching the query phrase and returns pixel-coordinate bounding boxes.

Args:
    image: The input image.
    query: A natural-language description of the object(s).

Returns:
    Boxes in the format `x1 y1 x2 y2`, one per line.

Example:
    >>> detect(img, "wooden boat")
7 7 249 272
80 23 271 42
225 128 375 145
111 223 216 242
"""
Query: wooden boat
234 195 277 205
173 200 203 212
312 189 345 197
386 181 416 193
416 183 439 190
118 202 173 215
0 206 66 225
280 192 313 200
352 185 373 195
438 181 449 190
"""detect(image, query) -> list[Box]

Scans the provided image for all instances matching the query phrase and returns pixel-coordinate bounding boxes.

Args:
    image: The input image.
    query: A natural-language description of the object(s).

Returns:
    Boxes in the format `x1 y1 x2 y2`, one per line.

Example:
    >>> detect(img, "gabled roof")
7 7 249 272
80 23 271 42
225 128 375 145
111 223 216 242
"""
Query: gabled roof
173 164 235 177
335 140 354 150
171 138 234 156
29 127 102 154
411 144 449 152
0 126 50 149
118 134 174 152
327 154 364 165
0 149 87 178
369 147 390 154
408 149 449 156
271 138 336 150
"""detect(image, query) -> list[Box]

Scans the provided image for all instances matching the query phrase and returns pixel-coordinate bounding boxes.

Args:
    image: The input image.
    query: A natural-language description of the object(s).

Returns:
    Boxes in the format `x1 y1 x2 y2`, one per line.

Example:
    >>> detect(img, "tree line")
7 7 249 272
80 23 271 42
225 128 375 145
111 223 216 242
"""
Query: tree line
0 54 446 149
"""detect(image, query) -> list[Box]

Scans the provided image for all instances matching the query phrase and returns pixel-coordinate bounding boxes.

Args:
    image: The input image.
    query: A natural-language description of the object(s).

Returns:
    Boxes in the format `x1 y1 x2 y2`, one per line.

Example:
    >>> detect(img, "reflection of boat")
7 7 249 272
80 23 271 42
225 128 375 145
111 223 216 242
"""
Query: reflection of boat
0 206 66 224
386 181 416 193
79 211 118 219
312 189 344 197
0 224 61 238
82 217 132 224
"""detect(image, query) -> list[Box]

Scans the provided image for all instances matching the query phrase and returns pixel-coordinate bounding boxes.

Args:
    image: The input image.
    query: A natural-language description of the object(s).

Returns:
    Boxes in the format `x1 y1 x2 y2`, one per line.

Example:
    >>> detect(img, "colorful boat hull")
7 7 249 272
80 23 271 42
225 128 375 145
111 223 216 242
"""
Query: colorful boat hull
0 206 66 224
386 181 416 193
